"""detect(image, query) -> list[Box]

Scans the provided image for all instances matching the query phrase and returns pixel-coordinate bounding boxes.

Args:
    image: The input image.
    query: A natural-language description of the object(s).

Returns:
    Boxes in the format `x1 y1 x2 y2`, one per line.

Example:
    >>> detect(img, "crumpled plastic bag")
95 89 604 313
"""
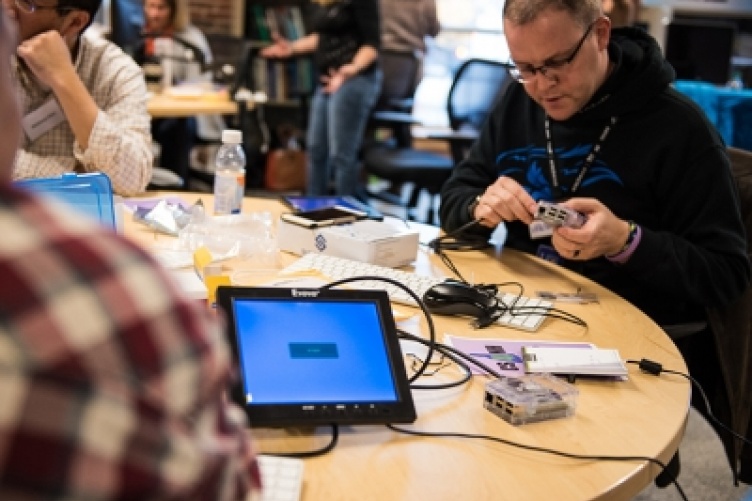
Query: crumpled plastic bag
177 211 277 265
135 199 202 236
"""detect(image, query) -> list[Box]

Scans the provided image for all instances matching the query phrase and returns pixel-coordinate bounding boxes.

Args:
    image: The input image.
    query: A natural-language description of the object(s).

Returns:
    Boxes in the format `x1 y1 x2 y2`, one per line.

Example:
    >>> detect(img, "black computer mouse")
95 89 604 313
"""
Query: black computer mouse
423 280 497 318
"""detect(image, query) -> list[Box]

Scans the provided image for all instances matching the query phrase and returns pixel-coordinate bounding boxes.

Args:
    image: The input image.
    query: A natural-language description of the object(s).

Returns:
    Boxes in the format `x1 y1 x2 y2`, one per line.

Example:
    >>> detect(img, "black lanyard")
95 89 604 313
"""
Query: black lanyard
544 115 617 199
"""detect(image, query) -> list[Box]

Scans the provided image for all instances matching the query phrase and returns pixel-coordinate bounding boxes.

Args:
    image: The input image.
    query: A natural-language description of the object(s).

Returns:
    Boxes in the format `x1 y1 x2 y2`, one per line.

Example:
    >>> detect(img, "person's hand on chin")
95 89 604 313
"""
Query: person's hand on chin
17 30 75 89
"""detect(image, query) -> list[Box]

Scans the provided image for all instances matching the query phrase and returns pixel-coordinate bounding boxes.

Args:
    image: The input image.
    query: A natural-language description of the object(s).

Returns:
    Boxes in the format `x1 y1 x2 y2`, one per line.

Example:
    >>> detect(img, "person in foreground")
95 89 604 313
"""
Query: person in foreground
261 0 382 197
5 0 152 196
439 0 751 483
0 7 261 499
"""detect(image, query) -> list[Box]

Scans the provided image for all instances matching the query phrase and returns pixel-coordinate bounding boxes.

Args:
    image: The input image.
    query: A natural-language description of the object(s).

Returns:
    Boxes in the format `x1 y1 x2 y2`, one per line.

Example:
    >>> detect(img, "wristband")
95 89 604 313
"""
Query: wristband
606 220 640 264
468 195 481 219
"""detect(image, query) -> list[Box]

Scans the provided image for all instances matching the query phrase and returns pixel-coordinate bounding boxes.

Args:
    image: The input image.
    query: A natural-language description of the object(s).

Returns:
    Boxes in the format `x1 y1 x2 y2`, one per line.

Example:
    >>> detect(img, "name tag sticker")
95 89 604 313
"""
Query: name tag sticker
22 97 65 142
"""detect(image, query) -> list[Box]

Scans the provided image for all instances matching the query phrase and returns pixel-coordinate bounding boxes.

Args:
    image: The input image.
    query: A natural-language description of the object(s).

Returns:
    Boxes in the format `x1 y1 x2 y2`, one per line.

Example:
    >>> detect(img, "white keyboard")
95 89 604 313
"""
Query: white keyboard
280 253 445 306
280 253 553 332
495 292 553 331
257 455 304 501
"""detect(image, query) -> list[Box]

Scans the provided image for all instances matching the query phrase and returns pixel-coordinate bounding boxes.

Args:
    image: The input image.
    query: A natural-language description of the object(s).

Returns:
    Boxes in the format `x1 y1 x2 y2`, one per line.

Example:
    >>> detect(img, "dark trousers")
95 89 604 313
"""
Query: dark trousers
152 117 197 183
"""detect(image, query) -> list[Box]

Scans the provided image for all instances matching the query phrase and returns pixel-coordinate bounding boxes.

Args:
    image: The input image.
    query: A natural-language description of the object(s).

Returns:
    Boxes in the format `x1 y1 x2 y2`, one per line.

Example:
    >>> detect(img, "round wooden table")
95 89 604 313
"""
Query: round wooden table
124 192 690 501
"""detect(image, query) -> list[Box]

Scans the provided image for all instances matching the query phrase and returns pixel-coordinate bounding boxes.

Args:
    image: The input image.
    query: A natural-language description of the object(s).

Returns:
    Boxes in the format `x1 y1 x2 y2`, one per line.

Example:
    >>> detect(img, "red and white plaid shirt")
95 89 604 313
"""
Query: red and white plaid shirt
0 186 260 500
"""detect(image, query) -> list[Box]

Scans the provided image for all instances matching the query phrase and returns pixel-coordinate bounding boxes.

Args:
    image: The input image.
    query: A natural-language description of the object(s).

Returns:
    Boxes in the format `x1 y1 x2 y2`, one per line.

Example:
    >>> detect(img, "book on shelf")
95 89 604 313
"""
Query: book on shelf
251 5 271 42
247 4 314 101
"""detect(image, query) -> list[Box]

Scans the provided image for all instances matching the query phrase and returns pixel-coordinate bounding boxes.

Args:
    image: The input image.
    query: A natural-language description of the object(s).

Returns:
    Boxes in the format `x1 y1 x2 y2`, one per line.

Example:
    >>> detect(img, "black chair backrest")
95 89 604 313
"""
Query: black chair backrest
705 146 752 482
132 34 208 69
376 49 420 111
447 58 510 131
205 34 253 95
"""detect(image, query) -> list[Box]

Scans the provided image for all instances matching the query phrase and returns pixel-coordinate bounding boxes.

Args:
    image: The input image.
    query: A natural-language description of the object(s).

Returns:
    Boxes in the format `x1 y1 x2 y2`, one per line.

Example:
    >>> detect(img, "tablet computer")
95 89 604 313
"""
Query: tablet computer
281 195 384 221
280 206 367 228
217 286 417 427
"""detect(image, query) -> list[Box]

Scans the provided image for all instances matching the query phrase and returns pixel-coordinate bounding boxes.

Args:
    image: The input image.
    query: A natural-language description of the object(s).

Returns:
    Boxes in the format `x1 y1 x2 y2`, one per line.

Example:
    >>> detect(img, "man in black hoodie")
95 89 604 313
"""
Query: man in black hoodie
440 0 751 484
441 0 749 328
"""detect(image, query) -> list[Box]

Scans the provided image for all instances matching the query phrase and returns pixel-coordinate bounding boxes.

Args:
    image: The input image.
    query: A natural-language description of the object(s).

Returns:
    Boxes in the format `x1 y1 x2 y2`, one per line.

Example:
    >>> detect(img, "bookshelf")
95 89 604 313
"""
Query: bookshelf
245 1 315 105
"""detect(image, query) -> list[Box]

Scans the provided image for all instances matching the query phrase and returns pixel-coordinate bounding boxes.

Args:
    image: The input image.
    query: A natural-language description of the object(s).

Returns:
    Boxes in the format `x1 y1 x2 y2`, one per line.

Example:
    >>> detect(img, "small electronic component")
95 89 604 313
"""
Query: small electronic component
483 374 578 425
537 201 587 229
536 290 599 304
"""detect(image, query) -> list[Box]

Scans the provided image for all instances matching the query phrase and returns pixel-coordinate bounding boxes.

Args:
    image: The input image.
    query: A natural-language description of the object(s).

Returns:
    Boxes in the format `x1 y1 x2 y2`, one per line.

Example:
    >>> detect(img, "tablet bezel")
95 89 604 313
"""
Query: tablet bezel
217 286 417 427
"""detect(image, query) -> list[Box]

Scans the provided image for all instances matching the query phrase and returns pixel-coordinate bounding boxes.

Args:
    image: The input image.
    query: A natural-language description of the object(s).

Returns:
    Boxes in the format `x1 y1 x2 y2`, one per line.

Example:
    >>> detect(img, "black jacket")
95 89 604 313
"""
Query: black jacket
440 27 750 326
309 0 380 76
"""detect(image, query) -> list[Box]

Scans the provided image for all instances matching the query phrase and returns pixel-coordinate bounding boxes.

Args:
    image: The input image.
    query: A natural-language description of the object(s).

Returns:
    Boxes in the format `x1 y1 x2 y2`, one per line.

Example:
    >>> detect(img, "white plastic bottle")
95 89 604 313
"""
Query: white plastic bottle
213 129 246 215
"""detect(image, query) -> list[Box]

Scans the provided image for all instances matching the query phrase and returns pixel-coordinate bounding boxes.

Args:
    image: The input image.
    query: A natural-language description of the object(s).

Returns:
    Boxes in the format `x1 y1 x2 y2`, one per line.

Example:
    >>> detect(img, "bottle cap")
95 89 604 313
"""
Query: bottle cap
222 129 242 144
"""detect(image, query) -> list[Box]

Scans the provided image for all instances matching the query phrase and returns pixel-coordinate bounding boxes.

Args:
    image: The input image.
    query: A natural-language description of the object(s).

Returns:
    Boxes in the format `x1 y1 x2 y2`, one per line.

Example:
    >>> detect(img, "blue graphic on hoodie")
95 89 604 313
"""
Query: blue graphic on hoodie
496 144 622 199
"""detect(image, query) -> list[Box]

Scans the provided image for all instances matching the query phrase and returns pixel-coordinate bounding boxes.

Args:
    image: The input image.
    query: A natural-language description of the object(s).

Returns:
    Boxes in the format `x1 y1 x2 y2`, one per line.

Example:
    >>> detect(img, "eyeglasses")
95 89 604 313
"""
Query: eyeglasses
503 19 598 83
14 0 73 14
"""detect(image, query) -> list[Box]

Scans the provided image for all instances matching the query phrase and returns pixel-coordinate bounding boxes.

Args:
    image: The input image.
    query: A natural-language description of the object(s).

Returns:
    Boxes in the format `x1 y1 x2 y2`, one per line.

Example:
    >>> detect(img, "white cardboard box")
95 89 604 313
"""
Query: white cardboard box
277 218 420 267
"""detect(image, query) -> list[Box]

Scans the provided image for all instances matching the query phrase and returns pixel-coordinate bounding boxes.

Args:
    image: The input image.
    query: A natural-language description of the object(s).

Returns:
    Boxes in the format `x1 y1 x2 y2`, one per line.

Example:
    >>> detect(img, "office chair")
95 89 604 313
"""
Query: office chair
360 50 421 206
133 33 208 89
367 49 422 149
362 58 510 224
188 36 269 190
133 34 212 190
653 148 752 488
703 146 752 485
148 166 184 190
203 34 252 94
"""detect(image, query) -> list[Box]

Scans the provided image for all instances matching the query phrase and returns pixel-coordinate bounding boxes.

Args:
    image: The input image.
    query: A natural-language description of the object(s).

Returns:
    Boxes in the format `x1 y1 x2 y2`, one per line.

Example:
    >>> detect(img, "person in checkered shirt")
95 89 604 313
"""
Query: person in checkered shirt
0 6 261 499
6 0 152 196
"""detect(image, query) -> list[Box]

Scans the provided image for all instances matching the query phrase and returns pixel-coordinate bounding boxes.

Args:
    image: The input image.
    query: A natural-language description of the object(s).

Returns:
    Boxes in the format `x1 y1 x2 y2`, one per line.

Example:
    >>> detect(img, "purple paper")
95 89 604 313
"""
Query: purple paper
444 335 594 375
123 196 190 212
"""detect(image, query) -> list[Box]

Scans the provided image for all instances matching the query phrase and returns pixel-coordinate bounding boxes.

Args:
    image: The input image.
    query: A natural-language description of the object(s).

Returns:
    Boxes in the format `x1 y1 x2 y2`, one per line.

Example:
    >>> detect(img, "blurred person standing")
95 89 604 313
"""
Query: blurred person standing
602 0 635 27
261 0 382 197
380 0 439 85
0 4 261 499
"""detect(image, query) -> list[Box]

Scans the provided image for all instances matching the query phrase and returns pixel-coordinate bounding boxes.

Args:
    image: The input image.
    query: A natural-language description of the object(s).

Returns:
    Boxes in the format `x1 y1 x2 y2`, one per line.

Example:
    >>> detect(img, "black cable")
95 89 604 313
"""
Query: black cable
268 424 339 459
429 337 504 379
396 328 519 388
426 226 589 330
427 218 488 252
261 276 438 457
320 276 499 386
397 329 474 389
492 281 589 329
394 321 687 496
627 359 752 447
321 276 438 381
426 219 488 283
385 424 688 501
442 279 588 330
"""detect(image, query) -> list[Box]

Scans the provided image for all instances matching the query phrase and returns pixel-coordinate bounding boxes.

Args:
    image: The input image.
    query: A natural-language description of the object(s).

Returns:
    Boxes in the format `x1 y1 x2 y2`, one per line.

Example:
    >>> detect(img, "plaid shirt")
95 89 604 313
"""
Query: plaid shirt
0 187 260 500
12 36 153 196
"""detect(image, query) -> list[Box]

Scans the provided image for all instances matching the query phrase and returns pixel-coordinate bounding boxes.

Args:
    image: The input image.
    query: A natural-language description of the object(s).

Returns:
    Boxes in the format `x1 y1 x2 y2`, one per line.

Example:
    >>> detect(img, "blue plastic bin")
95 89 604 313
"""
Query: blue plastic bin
15 172 116 230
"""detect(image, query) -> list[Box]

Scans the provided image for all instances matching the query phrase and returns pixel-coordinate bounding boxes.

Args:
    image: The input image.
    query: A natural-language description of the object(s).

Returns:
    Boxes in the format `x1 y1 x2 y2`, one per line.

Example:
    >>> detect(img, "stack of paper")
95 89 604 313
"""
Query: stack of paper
521 347 627 377
443 335 628 379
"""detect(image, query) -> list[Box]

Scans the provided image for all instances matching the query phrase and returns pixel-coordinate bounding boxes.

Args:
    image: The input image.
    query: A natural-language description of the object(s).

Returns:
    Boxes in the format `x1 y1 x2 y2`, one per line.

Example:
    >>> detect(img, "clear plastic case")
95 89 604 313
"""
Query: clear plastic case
483 374 578 425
